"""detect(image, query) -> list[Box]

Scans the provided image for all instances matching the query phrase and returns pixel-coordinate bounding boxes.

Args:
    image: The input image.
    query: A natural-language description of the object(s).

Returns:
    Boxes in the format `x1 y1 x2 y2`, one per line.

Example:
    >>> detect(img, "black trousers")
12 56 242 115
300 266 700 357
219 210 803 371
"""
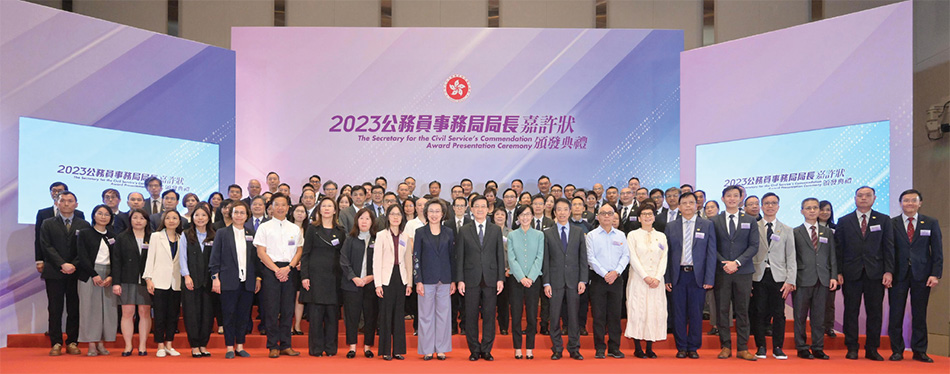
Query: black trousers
182 284 214 347
589 276 623 352
343 287 378 346
752 268 786 349
496 275 511 332
793 282 827 350
260 263 297 350
45 276 79 346
307 303 339 355
549 286 581 354
509 277 541 349
888 271 930 354
152 289 181 343
220 286 254 346
842 271 884 351
211 292 224 330
464 282 498 354
714 271 752 351
378 266 407 356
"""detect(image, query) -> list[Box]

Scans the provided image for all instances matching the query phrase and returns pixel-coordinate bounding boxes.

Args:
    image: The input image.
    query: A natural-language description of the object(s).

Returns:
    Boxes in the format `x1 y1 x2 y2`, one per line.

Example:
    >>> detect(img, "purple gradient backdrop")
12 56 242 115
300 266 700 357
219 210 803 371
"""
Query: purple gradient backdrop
0 1 234 346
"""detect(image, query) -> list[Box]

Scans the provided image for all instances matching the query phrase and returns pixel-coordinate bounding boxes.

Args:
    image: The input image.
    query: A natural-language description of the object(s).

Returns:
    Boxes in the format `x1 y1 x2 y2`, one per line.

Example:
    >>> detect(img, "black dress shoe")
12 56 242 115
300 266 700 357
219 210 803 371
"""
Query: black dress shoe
393 354 405 360
201 351 212 357
708 327 719 335
481 353 493 361
594 351 605 359
676 351 687 359
469 353 479 361
825 329 837 338
570 352 584 360
383 355 392 361
608 350 625 359
912 352 933 363
579 328 588 336
364 350 374 358
539 327 550 336
865 350 884 361
688 351 700 359
812 350 829 360
634 350 646 358
645 351 657 359
798 350 814 359
889 352 903 361
423 354 433 361
437 353 447 360
845 350 858 360
551 352 562 360
346 350 356 359
500 330 508 335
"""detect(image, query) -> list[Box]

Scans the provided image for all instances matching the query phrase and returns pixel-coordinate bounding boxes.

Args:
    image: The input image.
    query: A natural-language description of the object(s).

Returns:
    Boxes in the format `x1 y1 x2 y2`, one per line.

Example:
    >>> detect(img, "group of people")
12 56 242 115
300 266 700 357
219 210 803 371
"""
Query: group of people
34 173 942 364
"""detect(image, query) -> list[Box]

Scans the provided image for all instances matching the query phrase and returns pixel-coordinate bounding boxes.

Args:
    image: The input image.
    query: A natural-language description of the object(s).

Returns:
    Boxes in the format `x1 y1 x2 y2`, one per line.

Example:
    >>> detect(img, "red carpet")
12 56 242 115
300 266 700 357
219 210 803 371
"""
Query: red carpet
1 347 946 374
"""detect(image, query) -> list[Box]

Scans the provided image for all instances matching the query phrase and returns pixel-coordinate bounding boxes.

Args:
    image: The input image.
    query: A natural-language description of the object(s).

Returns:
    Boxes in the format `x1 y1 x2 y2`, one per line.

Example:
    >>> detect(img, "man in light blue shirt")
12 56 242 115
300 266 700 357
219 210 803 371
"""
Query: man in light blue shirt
586 204 629 359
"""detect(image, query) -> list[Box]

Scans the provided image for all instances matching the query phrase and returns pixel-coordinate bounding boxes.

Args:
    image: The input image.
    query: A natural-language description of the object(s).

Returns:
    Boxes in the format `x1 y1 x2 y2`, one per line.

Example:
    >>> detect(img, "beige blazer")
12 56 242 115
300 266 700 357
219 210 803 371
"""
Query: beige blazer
373 230 412 287
143 231 182 291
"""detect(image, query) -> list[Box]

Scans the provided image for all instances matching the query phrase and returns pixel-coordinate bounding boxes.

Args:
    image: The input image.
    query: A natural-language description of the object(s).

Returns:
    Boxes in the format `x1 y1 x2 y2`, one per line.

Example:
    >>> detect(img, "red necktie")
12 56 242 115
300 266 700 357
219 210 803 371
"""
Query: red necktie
860 214 868 236
810 226 818 250
907 218 914 242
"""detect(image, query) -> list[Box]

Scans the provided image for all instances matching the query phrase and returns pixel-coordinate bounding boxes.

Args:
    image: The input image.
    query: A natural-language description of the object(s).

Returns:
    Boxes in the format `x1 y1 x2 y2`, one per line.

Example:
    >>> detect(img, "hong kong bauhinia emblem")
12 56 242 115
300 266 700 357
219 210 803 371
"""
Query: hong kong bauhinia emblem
445 75 470 102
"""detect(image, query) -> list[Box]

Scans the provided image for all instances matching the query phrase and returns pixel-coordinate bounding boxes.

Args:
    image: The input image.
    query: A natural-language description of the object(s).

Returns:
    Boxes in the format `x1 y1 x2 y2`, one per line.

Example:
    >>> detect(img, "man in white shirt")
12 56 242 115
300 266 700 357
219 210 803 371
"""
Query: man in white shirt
663 187 681 224
586 204 629 359
254 193 304 358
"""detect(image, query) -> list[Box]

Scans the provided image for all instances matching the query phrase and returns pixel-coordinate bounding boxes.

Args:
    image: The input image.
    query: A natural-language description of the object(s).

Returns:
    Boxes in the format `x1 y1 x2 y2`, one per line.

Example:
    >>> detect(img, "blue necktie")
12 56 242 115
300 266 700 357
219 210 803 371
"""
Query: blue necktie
560 226 568 253
478 224 484 246
254 217 260 231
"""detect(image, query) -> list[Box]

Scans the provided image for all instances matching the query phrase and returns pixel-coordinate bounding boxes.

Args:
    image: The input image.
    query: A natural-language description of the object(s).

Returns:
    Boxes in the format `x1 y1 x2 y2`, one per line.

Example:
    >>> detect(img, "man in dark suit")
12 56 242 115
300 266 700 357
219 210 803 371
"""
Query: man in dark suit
657 187 681 226
543 198 589 360
340 187 366 232
241 179 262 207
39 191 90 356
792 198 837 360
834 186 894 361
711 185 759 361
455 196 506 361
887 189 942 363
617 188 638 233
666 192 717 359
113 192 144 234
143 176 163 215
34 182 84 275
150 189 183 230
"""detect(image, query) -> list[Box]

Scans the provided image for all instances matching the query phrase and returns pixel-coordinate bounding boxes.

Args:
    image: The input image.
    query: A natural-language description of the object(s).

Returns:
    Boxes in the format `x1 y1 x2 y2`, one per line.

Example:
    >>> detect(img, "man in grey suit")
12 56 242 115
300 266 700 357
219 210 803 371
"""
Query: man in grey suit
143 176 163 215
339 187 367 232
711 185 759 361
149 189 181 230
543 198 589 360
792 198 837 360
751 192 796 360
455 196 505 361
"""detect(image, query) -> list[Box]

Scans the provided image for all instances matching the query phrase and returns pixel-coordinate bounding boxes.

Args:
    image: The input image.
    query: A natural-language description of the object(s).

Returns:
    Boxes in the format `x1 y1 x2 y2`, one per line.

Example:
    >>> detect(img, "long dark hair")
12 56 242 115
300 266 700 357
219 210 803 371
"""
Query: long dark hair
288 204 310 227
818 200 836 226
184 203 215 245
310 197 339 228
125 208 153 240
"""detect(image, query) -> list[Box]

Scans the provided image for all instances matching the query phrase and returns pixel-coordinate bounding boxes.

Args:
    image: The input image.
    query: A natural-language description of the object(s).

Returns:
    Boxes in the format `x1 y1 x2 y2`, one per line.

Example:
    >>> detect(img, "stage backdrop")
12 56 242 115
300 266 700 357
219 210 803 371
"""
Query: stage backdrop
681 2 912 338
0 1 235 346
234 27 682 193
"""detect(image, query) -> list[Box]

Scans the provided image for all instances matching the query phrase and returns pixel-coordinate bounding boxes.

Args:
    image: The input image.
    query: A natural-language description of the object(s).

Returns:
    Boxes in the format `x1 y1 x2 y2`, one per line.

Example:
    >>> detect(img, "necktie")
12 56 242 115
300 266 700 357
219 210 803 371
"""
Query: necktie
810 225 818 250
377 206 383 216
729 214 736 236
860 214 868 236
621 206 628 222
683 220 693 265
907 217 914 242
766 222 774 245
64 218 71 232
536 219 542 231
153 201 159 213
457 219 462 231
254 217 260 231
478 224 484 245
560 226 568 253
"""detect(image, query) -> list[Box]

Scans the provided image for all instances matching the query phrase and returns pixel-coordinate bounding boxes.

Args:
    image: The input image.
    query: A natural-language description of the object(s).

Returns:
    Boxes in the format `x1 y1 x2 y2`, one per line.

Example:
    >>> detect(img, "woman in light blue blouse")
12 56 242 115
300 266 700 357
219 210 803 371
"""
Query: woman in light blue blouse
180 203 215 357
506 204 544 360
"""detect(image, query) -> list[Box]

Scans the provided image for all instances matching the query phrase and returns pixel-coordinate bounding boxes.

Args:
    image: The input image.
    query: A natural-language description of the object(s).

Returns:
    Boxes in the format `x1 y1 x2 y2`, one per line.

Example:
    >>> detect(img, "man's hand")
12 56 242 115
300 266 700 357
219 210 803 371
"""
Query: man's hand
61 263 76 274
36 262 44 274
780 283 795 299
837 274 844 287
577 282 586 295
544 285 552 298
829 279 838 291
703 284 713 290
352 277 364 288
605 271 618 284
665 283 673 292
450 282 457 295
882 272 893 288
212 279 221 294
721 261 738 274
458 282 466 296
416 283 425 297
926 276 939 288
497 280 504 295
302 279 311 291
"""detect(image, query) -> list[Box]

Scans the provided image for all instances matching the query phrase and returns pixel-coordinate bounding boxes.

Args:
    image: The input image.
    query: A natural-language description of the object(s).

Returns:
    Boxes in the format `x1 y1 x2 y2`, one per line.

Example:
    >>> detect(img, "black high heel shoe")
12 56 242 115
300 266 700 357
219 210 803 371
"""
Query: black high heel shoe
437 353 447 360
121 350 132 357
137 350 147 356
423 354 433 361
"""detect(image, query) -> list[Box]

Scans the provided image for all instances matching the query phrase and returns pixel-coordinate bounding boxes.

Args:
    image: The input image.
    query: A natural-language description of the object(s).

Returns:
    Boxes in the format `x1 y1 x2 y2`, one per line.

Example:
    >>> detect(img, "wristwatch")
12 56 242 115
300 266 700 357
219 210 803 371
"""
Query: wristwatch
211 274 217 280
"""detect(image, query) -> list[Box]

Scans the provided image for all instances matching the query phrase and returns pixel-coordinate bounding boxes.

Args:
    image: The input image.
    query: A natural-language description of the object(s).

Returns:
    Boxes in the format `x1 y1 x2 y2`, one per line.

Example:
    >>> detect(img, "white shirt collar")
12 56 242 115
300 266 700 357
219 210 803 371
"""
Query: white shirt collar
901 213 917 223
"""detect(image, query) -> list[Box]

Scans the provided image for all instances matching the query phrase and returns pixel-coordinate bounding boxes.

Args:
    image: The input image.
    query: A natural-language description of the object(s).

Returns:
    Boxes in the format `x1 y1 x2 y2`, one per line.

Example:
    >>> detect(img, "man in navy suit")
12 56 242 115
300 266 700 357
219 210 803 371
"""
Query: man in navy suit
665 192 717 359
887 189 941 363
35 182 84 274
543 198 589 360
834 186 894 361
711 185 759 361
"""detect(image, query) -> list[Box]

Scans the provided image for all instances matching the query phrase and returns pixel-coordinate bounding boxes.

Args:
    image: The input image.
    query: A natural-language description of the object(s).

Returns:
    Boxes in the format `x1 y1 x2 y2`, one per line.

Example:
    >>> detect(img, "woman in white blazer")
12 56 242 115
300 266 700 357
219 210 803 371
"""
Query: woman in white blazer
372 204 412 360
143 210 183 357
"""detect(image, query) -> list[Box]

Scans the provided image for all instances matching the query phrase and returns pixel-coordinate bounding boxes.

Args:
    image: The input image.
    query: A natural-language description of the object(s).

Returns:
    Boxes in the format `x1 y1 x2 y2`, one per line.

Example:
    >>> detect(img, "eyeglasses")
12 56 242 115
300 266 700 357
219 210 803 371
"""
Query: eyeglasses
762 201 778 206
598 211 615 216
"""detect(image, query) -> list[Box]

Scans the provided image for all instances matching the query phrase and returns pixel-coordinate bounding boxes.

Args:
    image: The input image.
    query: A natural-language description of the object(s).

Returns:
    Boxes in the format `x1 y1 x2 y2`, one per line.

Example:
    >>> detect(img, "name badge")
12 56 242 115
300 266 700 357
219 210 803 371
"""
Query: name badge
819 237 828 243
398 239 405 247
658 243 665 250
107 238 116 245
141 243 149 250
629 216 637 222
694 232 705 239
331 238 340 246
288 239 296 246
869 224 881 232
245 235 254 241
770 234 781 242
740 222 751 230
503 237 508 243
369 243 375 248
921 229 931 237
612 241 623 246
204 241 214 246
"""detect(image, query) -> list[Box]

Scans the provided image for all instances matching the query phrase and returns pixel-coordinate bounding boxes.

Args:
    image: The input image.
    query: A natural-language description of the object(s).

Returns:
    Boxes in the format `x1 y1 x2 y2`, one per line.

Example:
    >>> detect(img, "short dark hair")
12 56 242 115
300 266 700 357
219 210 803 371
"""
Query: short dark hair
351 187 365 195
762 192 779 203
278 183 291 189
375 176 388 184
551 184 562 191
679 192 697 204
302 183 314 191
423 199 445 222
101 188 120 199
502 188 517 197
207 191 224 204
694 189 706 198
636 202 657 217
460 178 472 185
310 174 321 182
855 185 875 194
898 189 922 202
554 197 571 210
266 171 279 178
383 204 406 232
405 176 416 182
371 185 385 193
628 176 640 183
538 175 550 182
161 189 180 201
637 187 649 194
680 183 693 190
230 200 249 217
144 176 162 188
513 204 533 224
649 188 663 197
565 183 575 189
722 185 742 196
452 196 467 206
571 196 586 206
228 184 242 193
324 180 338 189
606 186 618 193
429 180 441 188
451 185 463 192
271 192 292 206
801 197 820 209
50 182 68 191
383 192 398 200
511 179 523 186
59 190 77 201
471 195 488 207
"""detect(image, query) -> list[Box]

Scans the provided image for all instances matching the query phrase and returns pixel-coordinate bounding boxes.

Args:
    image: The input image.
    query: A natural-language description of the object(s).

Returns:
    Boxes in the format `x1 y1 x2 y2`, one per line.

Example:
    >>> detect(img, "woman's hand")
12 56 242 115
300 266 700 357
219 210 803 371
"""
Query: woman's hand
352 277 364 287
375 287 384 298
184 275 194 291
112 285 122 296
302 279 311 291
146 279 155 295
416 283 425 297
212 279 221 294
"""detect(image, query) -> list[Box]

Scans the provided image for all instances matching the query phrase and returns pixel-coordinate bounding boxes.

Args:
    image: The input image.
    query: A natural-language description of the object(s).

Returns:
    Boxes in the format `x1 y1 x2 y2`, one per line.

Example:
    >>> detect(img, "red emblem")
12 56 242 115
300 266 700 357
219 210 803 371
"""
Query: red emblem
445 75 470 102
